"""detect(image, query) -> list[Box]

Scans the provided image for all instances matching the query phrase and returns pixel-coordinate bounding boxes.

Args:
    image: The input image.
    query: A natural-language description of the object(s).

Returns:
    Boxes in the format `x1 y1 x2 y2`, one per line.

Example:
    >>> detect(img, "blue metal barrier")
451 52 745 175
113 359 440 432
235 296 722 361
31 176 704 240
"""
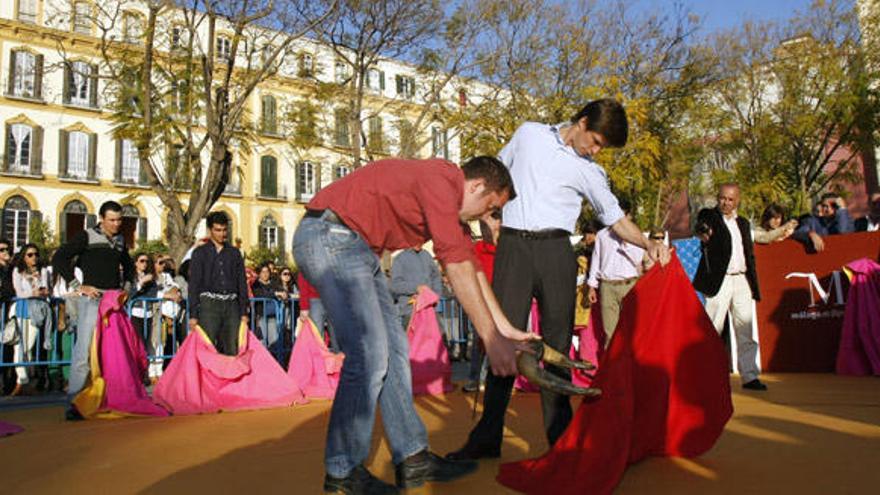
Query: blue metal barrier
437 297 470 358
126 297 190 367
0 297 68 369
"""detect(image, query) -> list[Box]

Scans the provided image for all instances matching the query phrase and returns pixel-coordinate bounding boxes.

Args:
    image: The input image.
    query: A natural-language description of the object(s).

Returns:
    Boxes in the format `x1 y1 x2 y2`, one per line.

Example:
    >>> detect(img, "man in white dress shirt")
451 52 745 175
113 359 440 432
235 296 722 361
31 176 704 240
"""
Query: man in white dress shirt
447 99 670 461
587 201 648 348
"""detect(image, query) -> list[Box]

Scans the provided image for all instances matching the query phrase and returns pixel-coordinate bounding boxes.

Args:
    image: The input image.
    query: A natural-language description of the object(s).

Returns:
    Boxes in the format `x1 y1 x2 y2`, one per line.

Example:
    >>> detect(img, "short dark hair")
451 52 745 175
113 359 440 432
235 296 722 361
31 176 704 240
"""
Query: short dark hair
461 156 517 200
820 192 841 202
99 201 123 217
618 198 632 215
571 99 629 148
0 237 10 247
206 211 230 228
760 203 786 229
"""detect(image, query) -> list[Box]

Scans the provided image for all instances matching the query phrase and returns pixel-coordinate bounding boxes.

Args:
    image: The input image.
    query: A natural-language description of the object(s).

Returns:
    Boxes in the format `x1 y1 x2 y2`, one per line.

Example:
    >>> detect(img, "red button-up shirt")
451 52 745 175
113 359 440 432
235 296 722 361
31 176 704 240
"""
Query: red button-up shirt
308 158 478 267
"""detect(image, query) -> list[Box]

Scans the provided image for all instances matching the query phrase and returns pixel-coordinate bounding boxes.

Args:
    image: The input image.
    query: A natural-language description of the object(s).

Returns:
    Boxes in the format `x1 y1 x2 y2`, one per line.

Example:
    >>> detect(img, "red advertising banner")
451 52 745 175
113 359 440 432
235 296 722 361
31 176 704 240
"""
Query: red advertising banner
754 231 880 372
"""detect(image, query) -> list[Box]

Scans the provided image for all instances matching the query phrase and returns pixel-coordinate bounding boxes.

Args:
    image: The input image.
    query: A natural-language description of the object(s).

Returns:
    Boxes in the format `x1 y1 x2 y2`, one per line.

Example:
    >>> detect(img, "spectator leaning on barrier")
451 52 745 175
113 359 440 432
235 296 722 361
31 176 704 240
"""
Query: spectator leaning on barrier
391 246 444 330
52 200 135 420
754 204 797 244
792 192 854 252
251 262 285 358
10 243 53 396
855 192 880 232
693 183 766 391
188 211 249 357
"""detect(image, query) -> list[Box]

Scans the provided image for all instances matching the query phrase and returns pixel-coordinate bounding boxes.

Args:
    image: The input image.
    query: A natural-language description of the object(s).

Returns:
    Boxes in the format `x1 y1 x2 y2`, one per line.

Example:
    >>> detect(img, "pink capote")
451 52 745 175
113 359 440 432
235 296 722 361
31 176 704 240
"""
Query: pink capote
571 307 605 387
407 287 453 395
836 258 880 375
0 421 23 437
498 256 732 495
73 290 168 418
154 324 306 414
515 300 542 392
287 317 345 399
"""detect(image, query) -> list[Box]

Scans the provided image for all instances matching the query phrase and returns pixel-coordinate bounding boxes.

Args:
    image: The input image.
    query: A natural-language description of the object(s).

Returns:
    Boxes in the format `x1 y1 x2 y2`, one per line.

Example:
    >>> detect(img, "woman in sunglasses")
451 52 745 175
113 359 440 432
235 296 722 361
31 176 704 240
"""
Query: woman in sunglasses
9 244 53 396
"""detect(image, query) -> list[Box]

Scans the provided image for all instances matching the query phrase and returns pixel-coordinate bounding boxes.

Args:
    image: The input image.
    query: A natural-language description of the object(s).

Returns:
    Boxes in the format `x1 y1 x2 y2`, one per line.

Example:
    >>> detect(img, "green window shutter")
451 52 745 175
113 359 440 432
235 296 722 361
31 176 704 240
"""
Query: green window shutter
315 163 322 192
114 139 122 182
87 132 97 179
62 62 71 104
7 51 17 95
59 129 69 177
3 124 11 172
30 125 42 175
379 71 385 91
33 54 43 99
89 64 98 107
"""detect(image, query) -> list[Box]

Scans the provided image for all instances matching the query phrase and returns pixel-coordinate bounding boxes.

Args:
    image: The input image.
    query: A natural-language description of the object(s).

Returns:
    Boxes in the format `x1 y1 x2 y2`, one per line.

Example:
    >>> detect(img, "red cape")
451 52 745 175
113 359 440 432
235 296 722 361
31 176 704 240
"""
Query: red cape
497 255 733 494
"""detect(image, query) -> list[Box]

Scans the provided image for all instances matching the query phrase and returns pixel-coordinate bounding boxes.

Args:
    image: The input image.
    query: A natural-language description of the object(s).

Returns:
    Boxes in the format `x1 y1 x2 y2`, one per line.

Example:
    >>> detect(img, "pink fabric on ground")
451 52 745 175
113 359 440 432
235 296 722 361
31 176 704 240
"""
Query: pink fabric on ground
836 258 880 375
154 324 306 414
80 290 168 417
288 318 344 399
407 287 452 395
515 300 542 392
0 421 23 437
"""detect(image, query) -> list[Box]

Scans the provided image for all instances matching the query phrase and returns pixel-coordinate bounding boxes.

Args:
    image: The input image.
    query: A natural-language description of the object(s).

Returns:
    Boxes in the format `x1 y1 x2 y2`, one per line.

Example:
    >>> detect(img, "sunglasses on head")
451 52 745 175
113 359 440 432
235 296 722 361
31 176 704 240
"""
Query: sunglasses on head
281 272 291 276
137 258 148 263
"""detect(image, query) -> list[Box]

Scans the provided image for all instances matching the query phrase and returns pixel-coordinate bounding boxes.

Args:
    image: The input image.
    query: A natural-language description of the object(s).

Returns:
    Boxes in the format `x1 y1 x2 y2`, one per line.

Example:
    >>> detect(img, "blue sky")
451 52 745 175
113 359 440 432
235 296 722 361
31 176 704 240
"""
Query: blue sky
636 0 816 34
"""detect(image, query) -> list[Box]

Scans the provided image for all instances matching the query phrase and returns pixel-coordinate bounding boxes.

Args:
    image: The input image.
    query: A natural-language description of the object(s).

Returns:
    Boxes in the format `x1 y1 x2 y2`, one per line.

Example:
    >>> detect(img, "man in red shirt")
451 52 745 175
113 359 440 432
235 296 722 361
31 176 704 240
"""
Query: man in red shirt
293 156 531 494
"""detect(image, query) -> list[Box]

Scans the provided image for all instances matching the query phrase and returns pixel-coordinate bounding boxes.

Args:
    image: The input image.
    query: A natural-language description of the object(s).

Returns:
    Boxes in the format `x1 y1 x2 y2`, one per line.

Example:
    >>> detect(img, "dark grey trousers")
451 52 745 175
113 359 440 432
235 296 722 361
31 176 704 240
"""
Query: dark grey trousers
199 296 240 356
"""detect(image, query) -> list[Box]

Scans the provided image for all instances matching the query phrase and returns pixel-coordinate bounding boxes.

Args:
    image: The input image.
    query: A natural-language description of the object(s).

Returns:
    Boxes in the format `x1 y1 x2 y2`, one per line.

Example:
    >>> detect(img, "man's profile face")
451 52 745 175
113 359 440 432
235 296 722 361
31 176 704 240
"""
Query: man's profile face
460 180 510 222
210 223 229 244
717 186 740 216
101 210 123 235
572 118 608 158
818 198 836 218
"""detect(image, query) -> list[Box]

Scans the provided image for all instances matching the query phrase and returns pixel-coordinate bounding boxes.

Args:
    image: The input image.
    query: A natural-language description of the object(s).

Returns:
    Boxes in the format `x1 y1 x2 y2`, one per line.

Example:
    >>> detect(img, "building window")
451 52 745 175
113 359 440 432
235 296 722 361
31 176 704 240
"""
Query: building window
8 50 43 99
123 12 143 43
67 131 90 178
2 196 31 252
6 124 32 174
216 36 231 61
260 155 278 198
60 199 88 242
335 61 350 84
368 116 384 152
334 108 350 147
171 79 189 113
395 75 415 98
366 68 385 93
298 161 318 200
171 25 188 50
261 95 277 135
65 61 96 107
17 0 38 23
432 126 448 159
298 53 314 77
119 139 140 183
334 164 351 180
259 215 279 249
73 2 91 34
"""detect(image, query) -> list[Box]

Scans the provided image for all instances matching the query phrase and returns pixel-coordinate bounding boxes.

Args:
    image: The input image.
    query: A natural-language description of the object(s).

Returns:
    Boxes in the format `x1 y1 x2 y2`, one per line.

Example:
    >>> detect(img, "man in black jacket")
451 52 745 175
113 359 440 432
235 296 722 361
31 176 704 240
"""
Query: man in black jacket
52 201 135 419
693 183 766 391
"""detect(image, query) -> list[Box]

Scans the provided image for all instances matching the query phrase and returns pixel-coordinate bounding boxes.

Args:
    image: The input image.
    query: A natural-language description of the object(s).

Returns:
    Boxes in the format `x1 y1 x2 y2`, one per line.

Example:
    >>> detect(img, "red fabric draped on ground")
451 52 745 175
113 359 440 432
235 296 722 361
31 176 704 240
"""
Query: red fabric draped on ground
497 255 733 495
408 287 453 395
287 318 344 399
836 258 880 375
154 324 306 414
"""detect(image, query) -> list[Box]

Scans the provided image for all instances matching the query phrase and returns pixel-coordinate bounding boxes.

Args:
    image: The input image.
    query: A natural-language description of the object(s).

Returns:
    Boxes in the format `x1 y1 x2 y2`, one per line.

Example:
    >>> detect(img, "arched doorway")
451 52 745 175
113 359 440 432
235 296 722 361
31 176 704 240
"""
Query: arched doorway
120 204 146 248
60 199 89 242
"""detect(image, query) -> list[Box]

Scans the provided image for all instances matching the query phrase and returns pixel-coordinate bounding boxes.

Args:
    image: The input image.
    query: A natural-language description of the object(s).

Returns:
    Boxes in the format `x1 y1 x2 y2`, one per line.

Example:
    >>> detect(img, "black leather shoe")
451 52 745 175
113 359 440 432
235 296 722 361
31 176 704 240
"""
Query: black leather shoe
396 450 478 488
742 379 768 391
324 465 399 494
444 443 500 461
65 406 84 421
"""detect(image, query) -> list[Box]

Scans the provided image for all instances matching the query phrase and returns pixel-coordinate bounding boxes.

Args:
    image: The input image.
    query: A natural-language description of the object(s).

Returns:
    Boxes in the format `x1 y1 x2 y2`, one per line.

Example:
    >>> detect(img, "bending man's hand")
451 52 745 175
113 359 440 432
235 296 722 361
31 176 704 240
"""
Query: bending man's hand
483 335 520 377
497 324 541 342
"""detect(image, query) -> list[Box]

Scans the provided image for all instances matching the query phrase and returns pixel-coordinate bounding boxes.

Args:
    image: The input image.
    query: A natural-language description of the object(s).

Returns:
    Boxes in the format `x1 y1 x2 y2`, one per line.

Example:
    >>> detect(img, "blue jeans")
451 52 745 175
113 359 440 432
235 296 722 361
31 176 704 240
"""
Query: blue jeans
293 215 428 478
67 296 100 402
309 298 339 352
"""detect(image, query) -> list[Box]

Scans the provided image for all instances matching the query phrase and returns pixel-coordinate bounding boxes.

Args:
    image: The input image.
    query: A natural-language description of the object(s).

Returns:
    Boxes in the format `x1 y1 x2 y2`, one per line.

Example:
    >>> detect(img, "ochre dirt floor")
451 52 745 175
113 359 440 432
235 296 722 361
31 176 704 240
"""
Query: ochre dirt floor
1 373 879 494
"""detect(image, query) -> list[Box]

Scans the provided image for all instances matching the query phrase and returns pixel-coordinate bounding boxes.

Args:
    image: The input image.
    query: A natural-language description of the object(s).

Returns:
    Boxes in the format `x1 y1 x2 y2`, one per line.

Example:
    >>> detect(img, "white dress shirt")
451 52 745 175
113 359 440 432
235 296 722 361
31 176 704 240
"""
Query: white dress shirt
723 213 747 274
587 227 645 288
498 122 625 232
